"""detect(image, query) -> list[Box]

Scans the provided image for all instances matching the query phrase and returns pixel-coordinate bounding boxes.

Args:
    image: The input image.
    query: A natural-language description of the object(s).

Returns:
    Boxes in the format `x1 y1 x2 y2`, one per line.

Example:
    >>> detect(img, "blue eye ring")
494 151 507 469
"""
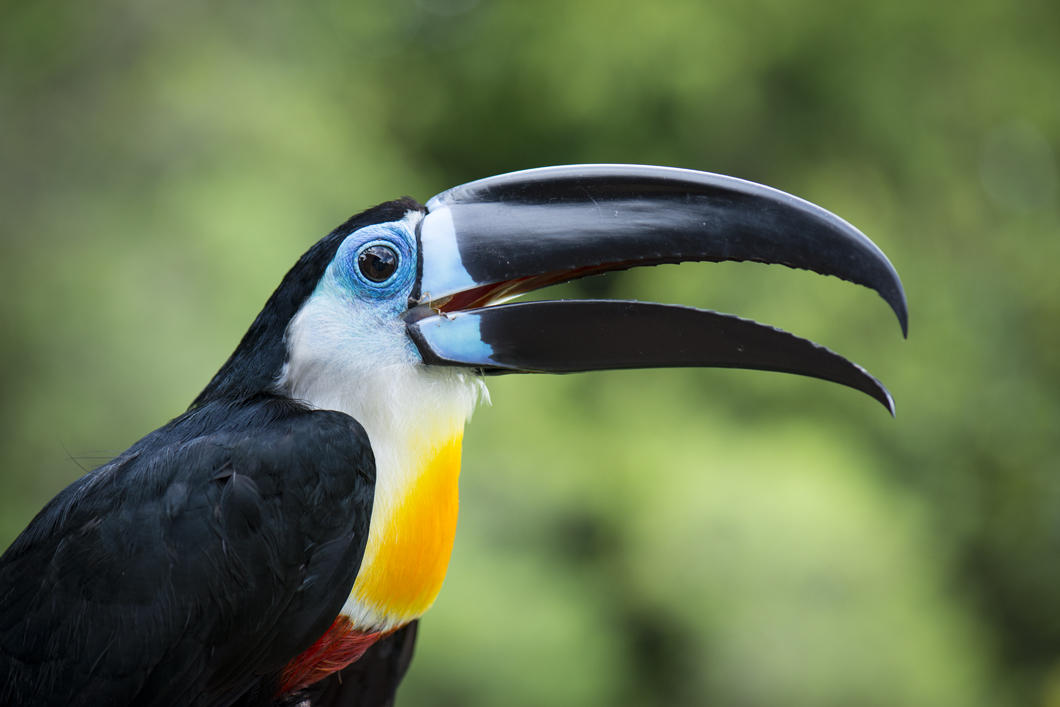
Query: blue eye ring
354 240 401 286
335 222 416 303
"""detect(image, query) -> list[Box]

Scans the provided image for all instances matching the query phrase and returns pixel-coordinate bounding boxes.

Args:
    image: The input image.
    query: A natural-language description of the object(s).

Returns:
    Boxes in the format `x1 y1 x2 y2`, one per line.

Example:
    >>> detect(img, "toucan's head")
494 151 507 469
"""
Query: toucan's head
197 164 907 424
192 164 906 629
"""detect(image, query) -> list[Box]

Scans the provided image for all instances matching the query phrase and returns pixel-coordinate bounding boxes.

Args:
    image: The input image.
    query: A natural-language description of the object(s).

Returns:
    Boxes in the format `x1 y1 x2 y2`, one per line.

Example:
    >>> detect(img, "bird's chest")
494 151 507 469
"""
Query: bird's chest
340 433 464 632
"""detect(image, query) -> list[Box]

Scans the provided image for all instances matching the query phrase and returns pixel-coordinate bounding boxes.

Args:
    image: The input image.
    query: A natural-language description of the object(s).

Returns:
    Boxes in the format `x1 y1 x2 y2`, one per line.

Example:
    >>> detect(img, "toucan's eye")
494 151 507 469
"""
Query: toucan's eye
358 245 399 283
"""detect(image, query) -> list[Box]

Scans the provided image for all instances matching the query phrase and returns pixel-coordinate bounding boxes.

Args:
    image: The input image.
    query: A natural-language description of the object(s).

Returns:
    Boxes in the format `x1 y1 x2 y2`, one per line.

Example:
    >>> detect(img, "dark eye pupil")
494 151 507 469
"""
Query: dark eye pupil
358 245 399 283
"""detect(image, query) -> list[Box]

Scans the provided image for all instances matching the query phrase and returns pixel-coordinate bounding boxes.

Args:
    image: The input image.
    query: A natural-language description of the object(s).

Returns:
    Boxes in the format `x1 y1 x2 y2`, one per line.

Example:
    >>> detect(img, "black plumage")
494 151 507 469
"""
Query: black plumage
0 398 373 706
0 199 422 706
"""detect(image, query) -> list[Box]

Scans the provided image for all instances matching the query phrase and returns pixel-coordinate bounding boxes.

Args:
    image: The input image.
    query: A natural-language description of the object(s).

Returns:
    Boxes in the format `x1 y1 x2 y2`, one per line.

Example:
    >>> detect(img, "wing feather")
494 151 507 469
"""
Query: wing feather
0 396 375 707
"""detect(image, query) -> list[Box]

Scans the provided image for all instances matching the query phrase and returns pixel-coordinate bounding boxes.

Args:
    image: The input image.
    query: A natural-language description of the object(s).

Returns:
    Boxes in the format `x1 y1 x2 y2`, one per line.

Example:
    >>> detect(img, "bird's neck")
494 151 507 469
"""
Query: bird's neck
343 422 466 629
277 300 486 631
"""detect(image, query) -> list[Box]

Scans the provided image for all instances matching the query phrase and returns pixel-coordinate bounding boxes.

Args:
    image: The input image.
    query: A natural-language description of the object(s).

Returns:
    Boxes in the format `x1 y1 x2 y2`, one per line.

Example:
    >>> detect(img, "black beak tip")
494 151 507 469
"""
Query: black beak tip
881 387 897 417
888 284 910 339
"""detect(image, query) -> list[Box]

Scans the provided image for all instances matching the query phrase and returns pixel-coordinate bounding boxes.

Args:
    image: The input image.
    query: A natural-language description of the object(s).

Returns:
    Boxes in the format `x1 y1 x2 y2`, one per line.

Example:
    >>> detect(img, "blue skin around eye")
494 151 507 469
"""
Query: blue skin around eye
307 219 426 364
319 218 496 367
332 222 418 305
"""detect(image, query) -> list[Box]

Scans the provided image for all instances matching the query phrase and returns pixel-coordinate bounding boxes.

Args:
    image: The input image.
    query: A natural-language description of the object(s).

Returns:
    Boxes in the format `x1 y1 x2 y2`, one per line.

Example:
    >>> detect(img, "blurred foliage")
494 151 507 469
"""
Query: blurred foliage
2 0 1058 705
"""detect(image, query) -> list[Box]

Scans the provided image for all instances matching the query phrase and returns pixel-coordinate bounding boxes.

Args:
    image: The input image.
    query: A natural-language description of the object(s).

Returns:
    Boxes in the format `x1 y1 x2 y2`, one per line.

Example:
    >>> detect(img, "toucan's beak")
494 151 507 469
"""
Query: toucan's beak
404 164 907 414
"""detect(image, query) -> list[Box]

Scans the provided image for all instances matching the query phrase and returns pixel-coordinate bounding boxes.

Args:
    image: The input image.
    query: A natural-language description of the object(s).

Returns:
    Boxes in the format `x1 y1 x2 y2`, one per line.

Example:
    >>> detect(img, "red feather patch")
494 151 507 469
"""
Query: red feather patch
279 616 386 695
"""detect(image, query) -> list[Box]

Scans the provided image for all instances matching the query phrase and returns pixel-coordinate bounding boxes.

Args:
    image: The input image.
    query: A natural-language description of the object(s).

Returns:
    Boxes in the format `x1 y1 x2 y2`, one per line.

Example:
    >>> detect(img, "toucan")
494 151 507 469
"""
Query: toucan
0 165 906 706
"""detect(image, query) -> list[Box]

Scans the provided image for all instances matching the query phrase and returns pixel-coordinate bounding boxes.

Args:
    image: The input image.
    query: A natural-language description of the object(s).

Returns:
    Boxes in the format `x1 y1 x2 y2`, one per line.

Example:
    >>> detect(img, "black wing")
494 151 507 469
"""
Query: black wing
0 396 375 707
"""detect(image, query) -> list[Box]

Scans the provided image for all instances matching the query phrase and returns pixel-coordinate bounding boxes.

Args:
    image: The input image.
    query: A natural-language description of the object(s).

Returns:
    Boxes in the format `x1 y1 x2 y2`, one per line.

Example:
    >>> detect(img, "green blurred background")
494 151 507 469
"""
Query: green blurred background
2 1 1058 705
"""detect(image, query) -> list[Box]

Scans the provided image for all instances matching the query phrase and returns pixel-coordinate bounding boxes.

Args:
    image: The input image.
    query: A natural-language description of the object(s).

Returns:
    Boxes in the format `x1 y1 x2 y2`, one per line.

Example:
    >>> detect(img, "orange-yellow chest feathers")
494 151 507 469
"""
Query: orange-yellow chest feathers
277 273 486 633
343 433 464 629
303 364 485 634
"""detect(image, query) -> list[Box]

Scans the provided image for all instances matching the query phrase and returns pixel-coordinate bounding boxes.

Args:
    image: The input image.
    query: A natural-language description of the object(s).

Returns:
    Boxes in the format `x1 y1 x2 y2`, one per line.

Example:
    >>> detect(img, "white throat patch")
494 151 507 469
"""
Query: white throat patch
274 264 487 630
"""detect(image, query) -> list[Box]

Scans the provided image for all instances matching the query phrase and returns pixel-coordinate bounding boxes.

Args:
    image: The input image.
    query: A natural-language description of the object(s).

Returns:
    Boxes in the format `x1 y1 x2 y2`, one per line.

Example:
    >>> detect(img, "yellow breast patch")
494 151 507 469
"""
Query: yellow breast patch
348 434 463 626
